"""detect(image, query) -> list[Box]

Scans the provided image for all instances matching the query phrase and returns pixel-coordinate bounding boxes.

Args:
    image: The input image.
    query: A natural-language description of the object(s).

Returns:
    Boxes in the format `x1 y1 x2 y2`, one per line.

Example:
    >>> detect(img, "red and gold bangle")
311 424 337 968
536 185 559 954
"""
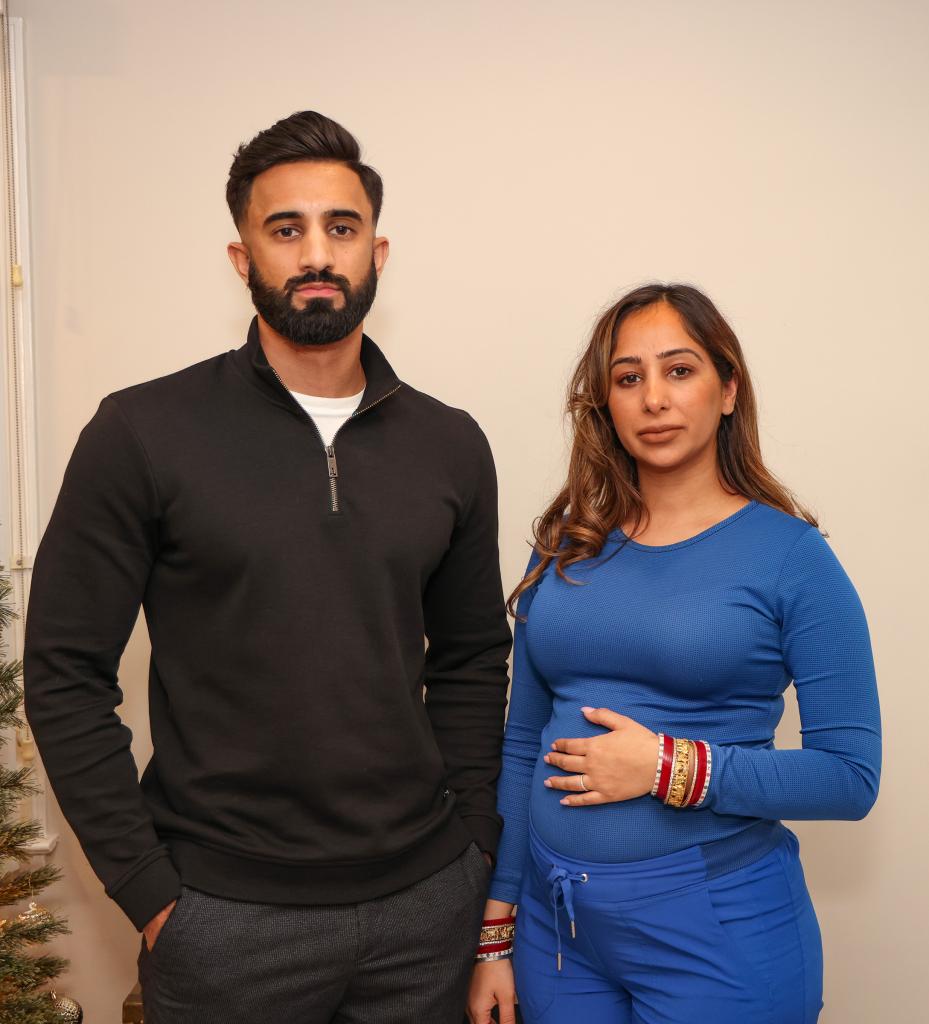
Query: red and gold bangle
665 737 692 807
688 741 712 807
654 732 675 803
475 915 515 962
478 918 515 943
650 736 713 809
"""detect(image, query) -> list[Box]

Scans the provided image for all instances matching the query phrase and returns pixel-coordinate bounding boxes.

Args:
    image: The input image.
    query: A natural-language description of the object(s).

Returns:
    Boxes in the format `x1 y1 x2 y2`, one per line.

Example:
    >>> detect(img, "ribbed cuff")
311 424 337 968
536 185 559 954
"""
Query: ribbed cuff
109 853 182 931
460 813 503 862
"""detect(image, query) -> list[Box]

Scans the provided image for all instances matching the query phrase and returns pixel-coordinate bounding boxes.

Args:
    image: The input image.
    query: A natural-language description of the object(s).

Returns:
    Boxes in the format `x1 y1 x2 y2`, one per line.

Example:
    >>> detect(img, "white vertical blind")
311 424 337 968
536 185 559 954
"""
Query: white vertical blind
1 10 56 854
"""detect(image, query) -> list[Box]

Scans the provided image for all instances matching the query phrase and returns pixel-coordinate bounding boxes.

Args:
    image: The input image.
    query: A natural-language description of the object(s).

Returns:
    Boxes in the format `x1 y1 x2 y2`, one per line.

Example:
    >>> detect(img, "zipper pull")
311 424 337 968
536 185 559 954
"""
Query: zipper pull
326 446 338 478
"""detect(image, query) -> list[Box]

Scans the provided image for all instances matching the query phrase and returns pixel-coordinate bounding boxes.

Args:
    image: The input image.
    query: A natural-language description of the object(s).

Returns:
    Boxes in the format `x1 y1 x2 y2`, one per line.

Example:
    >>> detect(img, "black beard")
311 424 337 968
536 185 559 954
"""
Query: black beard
247 260 378 347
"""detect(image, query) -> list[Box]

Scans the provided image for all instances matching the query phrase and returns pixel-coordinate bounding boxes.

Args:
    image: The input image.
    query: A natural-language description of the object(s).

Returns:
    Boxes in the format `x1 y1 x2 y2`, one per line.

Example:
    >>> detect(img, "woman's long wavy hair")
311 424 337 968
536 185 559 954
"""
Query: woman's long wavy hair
508 283 816 616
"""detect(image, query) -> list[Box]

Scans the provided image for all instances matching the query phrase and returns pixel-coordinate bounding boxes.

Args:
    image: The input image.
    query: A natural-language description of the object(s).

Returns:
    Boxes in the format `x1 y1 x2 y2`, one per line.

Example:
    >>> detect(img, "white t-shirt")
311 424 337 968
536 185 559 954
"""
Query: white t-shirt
290 389 365 448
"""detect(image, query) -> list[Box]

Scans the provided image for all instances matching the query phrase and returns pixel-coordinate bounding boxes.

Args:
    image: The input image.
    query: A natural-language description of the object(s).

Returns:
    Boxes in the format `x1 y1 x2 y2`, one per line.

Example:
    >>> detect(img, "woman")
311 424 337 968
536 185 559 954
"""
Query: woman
467 284 880 1024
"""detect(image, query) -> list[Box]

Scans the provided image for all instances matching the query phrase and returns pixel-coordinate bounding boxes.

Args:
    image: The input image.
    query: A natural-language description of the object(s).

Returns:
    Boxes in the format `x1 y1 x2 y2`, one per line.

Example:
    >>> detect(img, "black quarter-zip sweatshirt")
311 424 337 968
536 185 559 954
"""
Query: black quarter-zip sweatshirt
24 321 512 931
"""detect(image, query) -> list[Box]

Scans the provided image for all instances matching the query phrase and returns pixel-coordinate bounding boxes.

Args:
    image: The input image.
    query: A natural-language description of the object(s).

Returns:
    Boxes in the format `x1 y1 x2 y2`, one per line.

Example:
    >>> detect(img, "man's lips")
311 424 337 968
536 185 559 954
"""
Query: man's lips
294 284 341 298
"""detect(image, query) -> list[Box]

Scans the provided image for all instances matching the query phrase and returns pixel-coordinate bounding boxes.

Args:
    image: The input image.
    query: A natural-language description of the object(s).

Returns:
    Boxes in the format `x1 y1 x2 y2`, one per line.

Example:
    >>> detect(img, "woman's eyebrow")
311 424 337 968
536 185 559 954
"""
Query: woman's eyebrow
657 347 704 362
609 348 704 369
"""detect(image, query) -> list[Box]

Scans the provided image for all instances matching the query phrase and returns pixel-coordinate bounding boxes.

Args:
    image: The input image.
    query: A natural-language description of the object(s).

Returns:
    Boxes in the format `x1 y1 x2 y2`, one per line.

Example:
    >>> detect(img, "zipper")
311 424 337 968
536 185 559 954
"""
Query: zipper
267 364 401 514
325 445 340 513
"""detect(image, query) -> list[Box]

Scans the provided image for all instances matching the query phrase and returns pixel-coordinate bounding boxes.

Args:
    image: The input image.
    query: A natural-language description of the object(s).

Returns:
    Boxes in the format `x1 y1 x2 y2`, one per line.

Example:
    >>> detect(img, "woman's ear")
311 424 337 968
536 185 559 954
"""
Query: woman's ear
722 371 738 415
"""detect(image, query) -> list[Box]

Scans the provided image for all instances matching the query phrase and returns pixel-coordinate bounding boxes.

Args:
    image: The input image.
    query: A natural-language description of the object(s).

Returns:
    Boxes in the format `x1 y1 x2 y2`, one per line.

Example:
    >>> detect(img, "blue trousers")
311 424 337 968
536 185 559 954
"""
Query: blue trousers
514 826 823 1024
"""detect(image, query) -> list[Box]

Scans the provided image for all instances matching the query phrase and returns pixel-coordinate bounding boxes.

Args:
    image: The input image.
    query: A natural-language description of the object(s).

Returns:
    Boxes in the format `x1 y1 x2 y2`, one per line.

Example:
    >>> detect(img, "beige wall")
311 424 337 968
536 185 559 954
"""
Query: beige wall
9 0 927 1019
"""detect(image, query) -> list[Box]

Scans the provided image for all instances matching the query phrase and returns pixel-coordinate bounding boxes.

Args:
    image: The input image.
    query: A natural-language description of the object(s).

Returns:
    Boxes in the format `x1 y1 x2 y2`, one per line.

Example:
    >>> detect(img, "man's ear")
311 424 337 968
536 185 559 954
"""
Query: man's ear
373 235 390 278
227 241 251 285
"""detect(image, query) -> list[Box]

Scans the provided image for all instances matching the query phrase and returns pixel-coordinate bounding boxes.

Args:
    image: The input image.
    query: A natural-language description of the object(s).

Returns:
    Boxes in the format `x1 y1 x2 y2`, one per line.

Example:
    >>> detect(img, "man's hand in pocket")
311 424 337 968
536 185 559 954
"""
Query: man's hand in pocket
143 899 177 952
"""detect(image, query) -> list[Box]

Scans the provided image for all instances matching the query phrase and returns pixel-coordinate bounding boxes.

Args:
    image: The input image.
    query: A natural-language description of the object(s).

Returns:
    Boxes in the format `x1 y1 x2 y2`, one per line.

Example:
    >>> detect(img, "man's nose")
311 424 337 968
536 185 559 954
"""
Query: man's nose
298 224 335 272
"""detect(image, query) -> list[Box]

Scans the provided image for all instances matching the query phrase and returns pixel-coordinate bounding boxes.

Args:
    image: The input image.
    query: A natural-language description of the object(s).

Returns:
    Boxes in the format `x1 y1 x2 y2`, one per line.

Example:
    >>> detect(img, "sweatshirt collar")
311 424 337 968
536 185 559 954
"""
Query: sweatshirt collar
234 316 403 414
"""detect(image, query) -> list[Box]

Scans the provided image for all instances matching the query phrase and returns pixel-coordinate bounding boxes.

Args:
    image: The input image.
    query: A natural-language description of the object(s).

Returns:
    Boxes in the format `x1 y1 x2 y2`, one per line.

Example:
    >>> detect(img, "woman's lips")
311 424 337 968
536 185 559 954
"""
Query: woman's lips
637 426 683 441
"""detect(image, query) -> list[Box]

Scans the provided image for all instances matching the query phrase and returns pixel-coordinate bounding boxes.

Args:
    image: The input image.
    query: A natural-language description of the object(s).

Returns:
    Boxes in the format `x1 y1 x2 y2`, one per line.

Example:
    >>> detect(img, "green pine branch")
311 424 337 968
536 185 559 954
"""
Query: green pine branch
0 582 13 626
0 992 66 1024
0 768 37 799
0 823 46 872
0 867 62 912
0 822 45 865
0 769 38 825
0 951 68 988
0 577 23 744
0 700 22 736
0 913 69 950
0 660 22 692
0 561 70 1014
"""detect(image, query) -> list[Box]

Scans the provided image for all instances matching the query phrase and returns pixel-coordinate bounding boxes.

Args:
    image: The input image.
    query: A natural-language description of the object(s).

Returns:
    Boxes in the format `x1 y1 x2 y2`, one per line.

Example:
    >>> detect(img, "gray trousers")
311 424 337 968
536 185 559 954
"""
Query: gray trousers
139 843 489 1024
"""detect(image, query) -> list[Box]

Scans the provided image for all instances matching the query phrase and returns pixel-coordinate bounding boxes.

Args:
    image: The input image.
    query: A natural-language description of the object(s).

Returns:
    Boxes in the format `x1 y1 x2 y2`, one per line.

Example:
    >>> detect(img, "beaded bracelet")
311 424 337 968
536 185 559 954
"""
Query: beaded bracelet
475 947 514 962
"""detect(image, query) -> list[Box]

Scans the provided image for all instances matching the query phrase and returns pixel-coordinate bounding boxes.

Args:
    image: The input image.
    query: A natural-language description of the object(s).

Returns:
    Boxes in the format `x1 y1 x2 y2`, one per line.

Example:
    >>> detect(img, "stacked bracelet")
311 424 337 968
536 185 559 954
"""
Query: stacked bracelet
475 915 515 962
651 733 675 801
651 734 712 808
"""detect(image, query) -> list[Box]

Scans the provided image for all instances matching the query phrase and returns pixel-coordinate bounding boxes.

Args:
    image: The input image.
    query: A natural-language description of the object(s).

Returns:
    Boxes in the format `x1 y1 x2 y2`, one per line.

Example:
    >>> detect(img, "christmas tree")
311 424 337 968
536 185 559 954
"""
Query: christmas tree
0 562 68 1024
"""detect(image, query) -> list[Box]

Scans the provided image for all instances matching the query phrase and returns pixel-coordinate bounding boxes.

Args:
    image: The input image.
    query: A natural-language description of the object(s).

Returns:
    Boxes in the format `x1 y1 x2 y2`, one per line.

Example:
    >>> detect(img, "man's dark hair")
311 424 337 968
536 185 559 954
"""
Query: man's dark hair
226 111 383 228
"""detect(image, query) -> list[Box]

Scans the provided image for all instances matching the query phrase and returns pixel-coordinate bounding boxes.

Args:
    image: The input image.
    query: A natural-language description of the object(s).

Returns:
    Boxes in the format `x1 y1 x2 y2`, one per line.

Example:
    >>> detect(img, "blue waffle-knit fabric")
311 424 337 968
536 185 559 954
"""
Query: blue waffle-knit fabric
489 501 881 904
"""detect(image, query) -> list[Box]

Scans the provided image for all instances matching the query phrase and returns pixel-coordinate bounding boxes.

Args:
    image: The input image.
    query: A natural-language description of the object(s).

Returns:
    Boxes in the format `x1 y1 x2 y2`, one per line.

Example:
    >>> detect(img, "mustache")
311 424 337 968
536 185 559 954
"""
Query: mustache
284 269 352 297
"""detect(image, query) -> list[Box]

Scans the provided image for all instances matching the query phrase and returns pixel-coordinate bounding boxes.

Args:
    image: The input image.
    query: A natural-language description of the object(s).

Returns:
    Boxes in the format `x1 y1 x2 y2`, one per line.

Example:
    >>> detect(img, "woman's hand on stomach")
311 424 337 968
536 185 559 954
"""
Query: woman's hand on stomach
544 706 659 806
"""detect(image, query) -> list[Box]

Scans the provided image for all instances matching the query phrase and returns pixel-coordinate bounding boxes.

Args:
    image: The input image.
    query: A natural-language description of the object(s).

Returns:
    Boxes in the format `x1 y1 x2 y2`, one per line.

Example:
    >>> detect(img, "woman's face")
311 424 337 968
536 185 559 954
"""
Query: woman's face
607 302 737 476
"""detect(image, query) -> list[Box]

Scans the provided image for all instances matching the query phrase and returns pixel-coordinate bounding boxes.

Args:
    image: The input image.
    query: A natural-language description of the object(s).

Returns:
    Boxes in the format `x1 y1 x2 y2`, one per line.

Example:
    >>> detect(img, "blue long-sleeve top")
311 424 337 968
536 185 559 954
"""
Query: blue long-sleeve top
490 502 881 904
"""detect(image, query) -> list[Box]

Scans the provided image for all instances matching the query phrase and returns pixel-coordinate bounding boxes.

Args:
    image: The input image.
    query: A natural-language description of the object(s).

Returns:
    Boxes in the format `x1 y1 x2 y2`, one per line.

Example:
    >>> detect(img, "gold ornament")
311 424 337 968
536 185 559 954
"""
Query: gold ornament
50 993 83 1023
17 901 52 927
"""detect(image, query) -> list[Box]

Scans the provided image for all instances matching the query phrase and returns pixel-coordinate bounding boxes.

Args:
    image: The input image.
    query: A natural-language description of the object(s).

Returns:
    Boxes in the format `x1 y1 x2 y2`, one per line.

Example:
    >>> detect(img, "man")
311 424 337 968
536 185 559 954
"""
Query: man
24 111 511 1023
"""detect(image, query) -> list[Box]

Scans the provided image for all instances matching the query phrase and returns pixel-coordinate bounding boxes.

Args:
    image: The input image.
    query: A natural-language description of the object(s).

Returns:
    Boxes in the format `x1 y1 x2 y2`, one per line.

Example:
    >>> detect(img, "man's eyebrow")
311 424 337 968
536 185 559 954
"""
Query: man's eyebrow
609 347 705 369
324 208 363 222
262 208 365 228
263 210 304 227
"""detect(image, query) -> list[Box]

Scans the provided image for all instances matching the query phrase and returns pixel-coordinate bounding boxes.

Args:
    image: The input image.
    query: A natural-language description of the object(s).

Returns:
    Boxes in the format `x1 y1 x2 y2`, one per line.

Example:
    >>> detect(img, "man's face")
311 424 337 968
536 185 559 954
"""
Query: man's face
228 161 388 346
